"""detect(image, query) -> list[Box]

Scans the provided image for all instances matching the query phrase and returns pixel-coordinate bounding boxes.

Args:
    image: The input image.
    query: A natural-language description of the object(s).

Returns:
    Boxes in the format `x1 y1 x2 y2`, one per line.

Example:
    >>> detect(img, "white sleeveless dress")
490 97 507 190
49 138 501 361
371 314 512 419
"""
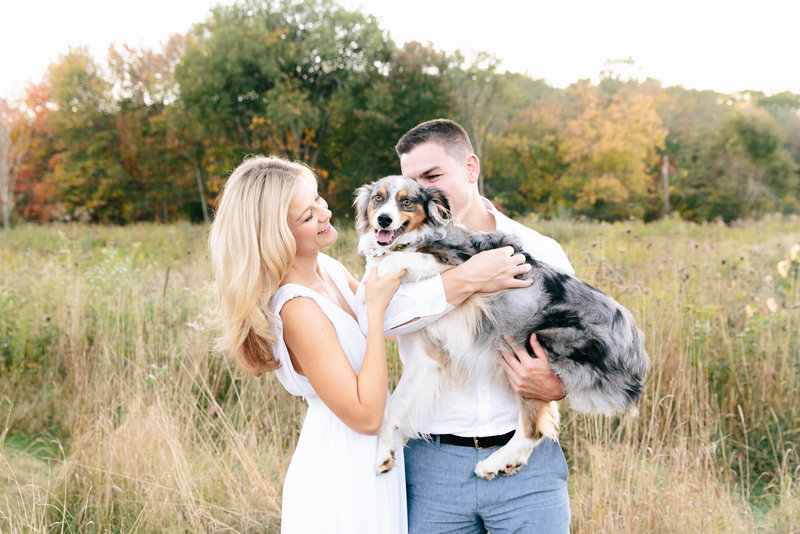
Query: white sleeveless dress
270 253 407 534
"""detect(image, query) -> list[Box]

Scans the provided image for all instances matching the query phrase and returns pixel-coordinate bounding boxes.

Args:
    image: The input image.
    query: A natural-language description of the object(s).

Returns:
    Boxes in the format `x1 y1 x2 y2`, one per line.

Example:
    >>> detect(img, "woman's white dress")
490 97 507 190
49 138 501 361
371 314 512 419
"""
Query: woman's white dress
270 253 407 534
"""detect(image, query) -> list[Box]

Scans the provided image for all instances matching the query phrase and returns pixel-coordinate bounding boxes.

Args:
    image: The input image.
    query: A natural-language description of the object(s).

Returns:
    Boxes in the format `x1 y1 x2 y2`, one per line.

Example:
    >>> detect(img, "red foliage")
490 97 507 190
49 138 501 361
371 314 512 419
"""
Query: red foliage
17 83 60 221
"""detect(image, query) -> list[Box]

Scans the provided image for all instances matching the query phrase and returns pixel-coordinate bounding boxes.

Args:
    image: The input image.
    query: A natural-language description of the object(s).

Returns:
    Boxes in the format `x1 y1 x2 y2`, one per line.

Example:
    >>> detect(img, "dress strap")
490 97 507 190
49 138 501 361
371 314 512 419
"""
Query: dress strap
304 396 326 408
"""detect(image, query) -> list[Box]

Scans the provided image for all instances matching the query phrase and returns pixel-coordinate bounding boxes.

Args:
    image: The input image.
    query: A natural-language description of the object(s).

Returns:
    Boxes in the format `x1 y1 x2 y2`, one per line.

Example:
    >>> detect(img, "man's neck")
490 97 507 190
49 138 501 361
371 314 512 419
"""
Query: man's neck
455 195 496 232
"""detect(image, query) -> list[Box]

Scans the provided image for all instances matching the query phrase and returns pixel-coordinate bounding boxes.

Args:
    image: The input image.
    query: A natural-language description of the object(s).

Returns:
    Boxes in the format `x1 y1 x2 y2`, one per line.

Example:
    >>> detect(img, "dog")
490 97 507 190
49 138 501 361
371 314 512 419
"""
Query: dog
354 175 649 480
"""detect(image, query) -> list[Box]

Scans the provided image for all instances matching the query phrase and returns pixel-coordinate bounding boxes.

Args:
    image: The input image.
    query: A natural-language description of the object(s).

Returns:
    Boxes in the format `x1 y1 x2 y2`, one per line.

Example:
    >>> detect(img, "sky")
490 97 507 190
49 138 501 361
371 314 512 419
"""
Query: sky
2 0 799 101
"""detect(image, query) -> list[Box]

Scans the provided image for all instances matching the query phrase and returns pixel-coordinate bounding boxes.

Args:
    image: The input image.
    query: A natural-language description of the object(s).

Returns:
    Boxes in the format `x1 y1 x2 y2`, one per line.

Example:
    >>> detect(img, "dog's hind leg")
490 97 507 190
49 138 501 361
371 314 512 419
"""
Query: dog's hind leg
377 336 445 474
473 396 559 480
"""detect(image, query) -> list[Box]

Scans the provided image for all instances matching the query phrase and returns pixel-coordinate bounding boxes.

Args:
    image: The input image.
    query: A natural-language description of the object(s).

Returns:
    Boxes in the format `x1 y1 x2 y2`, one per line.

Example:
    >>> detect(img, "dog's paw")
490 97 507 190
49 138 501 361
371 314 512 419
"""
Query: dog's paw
376 448 396 475
473 435 537 480
376 253 406 278
473 461 497 480
474 457 527 480
376 420 400 474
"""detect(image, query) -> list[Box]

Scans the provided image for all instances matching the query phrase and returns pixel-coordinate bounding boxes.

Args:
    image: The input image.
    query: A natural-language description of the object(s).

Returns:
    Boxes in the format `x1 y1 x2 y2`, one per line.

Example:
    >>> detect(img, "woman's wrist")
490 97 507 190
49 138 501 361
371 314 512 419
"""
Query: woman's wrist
367 308 385 323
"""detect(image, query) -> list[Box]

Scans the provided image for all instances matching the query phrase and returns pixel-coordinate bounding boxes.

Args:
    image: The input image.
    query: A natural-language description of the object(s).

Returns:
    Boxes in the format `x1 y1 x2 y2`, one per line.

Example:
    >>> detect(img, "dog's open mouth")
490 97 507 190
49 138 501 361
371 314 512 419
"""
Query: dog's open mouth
376 222 408 246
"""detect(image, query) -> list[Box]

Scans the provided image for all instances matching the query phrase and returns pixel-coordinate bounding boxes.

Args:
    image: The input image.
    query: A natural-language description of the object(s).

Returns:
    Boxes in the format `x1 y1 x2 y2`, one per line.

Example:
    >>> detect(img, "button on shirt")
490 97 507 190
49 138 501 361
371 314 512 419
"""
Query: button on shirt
361 199 574 438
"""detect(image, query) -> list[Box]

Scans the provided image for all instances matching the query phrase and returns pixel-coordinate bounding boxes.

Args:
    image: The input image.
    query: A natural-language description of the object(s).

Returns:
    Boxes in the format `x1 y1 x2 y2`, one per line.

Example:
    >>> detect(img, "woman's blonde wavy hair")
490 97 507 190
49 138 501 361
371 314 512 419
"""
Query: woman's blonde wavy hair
208 155 316 376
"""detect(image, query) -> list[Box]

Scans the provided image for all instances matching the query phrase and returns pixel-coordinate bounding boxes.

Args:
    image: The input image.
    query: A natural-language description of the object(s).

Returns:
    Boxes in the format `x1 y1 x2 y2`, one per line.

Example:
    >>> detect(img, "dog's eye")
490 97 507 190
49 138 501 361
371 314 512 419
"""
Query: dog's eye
401 199 413 208
374 194 383 202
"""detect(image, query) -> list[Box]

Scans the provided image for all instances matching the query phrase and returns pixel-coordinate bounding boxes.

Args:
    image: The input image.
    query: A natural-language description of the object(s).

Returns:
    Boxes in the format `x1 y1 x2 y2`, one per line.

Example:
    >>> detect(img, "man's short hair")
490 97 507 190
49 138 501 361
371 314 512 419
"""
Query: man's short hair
395 119 474 162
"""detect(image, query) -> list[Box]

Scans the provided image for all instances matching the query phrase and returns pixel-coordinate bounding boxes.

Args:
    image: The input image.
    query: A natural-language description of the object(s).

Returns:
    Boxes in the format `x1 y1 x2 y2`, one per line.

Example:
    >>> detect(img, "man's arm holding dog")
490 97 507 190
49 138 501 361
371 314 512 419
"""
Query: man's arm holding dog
440 246 532 307
375 247 532 335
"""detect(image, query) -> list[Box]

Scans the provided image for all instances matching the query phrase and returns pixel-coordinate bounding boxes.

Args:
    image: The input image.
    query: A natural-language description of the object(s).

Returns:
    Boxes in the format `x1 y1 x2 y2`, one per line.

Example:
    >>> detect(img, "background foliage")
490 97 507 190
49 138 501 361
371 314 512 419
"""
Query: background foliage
1 0 798 227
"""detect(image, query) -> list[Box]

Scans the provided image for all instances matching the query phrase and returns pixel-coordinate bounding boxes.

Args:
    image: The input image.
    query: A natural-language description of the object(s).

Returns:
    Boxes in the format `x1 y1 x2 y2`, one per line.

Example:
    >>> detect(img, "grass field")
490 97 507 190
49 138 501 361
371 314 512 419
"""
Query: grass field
1 216 799 533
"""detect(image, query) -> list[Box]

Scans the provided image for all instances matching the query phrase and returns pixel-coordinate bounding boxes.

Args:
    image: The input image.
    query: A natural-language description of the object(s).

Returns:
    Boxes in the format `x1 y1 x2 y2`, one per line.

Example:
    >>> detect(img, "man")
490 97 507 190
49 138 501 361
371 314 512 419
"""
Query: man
382 119 572 533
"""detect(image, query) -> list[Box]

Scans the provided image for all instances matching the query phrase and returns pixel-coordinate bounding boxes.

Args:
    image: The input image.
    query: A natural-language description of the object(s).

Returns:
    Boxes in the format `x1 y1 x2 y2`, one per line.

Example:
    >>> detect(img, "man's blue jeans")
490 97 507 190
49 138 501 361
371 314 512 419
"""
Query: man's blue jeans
405 436 570 533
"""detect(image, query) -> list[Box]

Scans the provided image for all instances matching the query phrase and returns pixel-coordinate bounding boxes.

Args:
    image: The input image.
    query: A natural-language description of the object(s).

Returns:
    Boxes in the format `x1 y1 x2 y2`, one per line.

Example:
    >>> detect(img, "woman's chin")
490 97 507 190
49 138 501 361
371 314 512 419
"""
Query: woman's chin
320 224 338 245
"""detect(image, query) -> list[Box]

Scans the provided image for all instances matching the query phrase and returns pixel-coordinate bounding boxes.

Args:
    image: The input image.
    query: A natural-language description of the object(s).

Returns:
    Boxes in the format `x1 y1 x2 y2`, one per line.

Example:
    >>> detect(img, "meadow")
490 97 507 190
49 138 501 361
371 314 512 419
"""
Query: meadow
1 216 798 533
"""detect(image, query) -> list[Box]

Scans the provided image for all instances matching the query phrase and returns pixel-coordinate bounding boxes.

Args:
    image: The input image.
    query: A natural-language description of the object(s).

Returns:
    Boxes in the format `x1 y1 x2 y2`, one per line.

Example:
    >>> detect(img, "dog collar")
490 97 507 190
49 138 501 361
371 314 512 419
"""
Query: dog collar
368 243 409 257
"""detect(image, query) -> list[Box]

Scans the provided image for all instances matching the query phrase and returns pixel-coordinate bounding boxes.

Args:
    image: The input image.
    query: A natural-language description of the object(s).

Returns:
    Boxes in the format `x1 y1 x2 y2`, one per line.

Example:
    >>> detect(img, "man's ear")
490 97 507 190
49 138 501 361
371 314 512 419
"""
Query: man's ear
465 153 480 184
425 187 452 226
353 182 375 234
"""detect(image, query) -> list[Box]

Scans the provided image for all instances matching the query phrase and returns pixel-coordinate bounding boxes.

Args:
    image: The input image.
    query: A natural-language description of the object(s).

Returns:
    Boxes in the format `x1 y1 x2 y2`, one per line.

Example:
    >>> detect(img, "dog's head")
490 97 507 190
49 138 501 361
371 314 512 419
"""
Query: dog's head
354 175 451 255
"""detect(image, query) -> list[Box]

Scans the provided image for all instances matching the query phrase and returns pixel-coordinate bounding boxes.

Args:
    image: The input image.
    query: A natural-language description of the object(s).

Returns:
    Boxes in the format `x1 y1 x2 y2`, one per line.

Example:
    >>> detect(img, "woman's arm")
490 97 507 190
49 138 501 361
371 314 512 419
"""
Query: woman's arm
282 268 400 435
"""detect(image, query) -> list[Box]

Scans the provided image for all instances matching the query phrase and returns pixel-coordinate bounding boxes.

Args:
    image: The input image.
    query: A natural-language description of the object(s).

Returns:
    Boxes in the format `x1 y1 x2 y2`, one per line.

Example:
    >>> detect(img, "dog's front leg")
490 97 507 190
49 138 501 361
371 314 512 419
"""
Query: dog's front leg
376 401 399 473
377 335 445 474
377 251 448 282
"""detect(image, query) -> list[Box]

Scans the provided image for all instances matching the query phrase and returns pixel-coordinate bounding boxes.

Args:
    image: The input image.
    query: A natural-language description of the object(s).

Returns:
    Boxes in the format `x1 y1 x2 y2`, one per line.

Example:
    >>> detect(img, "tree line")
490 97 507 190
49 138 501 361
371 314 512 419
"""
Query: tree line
1 0 799 227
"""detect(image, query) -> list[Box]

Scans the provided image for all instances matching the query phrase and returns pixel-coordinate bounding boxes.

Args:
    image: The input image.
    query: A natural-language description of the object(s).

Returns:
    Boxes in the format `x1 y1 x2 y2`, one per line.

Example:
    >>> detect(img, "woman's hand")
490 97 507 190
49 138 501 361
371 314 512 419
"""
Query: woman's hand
364 267 404 312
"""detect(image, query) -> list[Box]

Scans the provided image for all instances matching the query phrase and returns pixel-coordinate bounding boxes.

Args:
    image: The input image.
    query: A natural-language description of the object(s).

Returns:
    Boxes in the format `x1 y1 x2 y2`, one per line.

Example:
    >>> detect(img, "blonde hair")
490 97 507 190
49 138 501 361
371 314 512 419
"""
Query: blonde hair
208 155 315 376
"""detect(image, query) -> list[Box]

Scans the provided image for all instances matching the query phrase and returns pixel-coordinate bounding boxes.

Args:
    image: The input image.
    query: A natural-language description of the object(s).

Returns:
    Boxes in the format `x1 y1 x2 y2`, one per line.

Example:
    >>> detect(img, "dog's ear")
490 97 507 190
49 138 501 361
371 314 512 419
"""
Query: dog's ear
424 186 452 226
353 182 375 234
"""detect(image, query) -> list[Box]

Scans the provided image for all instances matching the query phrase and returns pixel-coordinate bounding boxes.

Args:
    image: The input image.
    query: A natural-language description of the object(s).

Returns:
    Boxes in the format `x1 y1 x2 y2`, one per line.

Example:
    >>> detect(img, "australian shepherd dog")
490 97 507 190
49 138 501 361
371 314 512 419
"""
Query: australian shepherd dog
355 175 649 480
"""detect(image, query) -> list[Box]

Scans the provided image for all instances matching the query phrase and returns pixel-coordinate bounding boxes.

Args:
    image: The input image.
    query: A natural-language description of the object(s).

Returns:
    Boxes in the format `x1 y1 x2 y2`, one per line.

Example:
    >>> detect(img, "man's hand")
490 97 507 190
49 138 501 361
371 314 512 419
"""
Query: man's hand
500 333 565 402
442 246 532 306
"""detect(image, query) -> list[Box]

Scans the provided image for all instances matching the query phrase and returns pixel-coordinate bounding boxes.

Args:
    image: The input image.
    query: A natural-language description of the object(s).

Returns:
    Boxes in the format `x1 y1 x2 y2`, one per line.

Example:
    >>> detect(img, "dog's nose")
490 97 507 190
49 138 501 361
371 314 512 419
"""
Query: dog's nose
377 214 392 228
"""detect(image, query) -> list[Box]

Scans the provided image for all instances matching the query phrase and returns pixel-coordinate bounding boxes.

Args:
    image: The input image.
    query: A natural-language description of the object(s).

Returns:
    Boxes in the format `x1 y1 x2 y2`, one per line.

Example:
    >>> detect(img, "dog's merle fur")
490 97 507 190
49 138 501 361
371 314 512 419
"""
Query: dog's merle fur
355 175 649 479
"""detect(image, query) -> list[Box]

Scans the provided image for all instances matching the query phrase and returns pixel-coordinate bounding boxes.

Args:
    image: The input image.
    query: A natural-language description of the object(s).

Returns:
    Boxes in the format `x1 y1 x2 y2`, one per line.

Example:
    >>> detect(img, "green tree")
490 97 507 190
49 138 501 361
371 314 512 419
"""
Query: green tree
46 47 135 223
654 87 734 220
108 36 189 222
320 40 455 215
482 101 568 217
174 0 391 176
679 107 798 222
755 91 800 180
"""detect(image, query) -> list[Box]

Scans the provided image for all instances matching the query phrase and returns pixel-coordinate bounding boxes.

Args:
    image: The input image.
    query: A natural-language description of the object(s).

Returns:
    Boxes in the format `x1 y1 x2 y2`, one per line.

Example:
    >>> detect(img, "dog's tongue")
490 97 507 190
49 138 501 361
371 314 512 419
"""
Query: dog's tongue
376 230 394 245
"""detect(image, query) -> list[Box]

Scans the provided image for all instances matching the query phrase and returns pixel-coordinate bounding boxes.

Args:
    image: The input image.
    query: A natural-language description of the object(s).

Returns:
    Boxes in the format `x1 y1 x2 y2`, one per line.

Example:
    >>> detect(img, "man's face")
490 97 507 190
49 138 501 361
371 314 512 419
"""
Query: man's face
399 141 472 218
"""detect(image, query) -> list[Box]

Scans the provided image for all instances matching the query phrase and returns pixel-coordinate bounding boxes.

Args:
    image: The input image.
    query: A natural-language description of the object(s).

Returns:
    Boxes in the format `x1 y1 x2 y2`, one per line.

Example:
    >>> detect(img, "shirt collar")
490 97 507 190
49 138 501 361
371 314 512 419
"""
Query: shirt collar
480 196 512 232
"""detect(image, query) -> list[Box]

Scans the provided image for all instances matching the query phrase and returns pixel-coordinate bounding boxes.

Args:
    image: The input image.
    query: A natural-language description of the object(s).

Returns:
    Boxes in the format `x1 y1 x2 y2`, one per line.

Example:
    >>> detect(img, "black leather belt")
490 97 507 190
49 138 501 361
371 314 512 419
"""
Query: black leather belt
436 430 515 449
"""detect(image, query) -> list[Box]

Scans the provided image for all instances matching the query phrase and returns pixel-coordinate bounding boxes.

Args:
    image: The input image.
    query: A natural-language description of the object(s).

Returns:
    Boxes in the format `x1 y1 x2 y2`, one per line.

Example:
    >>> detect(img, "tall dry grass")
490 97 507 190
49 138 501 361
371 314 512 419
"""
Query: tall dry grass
1 216 798 533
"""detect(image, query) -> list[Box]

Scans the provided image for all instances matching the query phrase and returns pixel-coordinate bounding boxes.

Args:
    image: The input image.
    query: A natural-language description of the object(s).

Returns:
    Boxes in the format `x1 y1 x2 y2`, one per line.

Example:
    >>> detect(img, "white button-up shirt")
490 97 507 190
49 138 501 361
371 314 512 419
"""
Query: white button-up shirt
362 199 574 437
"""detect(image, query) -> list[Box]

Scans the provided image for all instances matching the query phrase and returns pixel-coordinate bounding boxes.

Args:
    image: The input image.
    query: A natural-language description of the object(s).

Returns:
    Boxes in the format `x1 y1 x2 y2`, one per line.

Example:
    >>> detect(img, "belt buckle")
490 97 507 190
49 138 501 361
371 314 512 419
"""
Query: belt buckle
473 436 486 449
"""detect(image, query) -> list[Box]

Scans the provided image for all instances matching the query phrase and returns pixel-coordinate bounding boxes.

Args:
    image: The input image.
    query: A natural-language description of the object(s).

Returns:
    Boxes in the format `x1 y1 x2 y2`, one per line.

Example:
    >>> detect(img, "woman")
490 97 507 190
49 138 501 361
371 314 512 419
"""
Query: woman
208 155 407 533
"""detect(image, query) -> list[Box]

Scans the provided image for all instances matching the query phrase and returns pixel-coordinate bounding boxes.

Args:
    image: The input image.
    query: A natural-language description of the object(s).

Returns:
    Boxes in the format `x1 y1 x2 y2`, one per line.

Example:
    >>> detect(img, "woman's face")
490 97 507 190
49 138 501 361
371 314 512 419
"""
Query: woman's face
286 171 337 255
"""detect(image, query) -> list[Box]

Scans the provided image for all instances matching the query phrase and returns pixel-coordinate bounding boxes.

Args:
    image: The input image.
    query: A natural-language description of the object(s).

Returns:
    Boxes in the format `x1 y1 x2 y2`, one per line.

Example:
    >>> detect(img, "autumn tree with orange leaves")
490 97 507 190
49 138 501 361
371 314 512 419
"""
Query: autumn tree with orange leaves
5 0 799 224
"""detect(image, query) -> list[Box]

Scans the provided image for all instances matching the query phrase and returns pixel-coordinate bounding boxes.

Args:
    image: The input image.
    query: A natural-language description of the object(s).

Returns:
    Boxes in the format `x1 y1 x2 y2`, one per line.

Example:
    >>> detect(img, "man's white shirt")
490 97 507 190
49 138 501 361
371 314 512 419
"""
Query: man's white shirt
359 199 573 437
